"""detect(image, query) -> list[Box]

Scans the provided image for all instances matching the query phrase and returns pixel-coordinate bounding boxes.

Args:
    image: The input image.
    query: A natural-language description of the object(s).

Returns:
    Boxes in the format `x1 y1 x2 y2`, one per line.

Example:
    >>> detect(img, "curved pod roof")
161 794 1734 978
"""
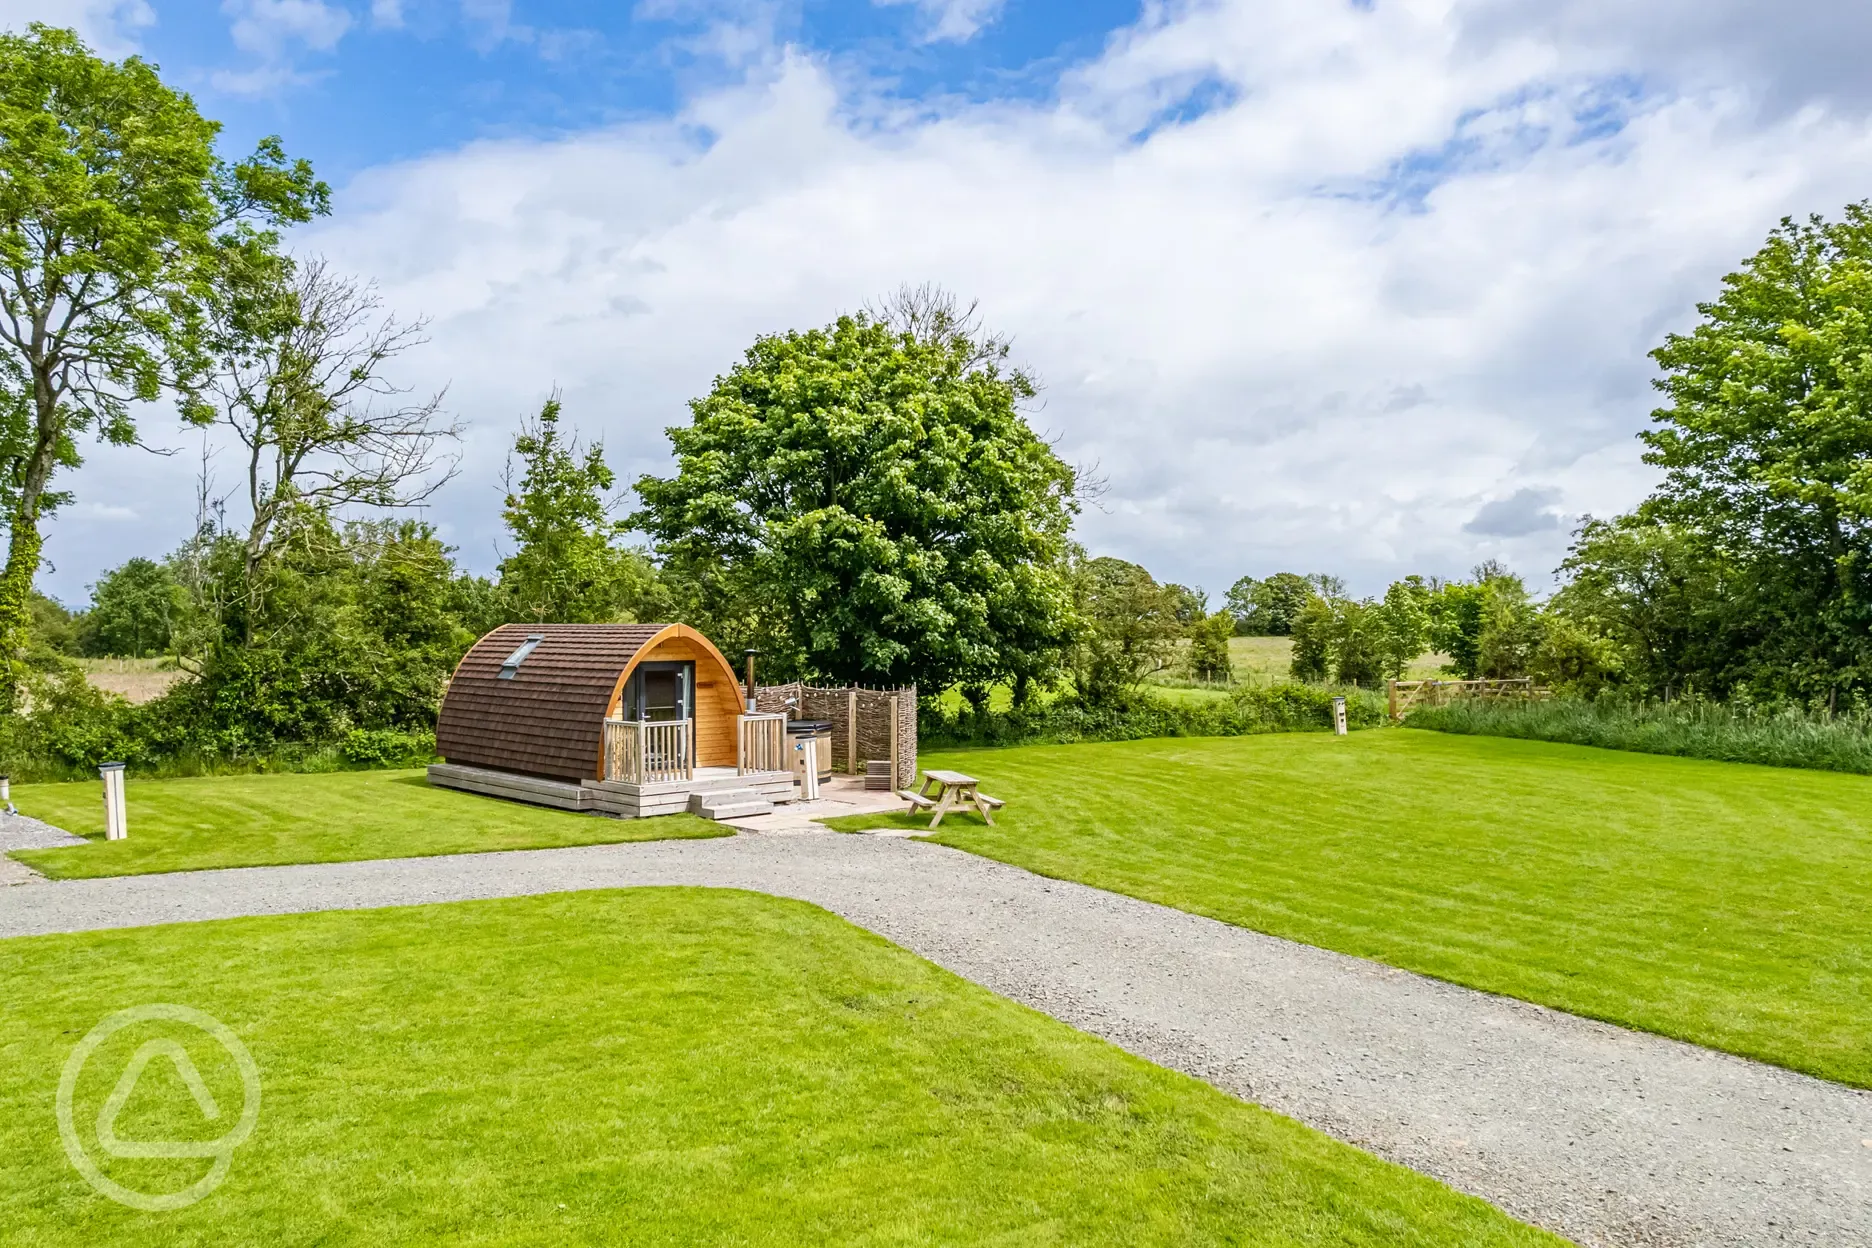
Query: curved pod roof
436 623 742 782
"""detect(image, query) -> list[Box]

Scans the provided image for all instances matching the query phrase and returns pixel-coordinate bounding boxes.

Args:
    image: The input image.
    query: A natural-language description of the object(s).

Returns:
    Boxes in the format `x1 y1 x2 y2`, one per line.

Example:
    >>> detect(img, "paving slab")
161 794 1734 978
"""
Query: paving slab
1 831 1867 1247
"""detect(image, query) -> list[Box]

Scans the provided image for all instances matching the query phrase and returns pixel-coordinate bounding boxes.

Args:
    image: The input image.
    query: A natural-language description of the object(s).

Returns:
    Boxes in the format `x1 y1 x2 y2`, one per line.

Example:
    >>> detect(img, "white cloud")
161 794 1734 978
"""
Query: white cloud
0 0 152 50
460 0 525 50
224 0 350 55
872 0 1005 44
370 0 402 30
36 0 1872 603
212 0 351 95
73 502 140 521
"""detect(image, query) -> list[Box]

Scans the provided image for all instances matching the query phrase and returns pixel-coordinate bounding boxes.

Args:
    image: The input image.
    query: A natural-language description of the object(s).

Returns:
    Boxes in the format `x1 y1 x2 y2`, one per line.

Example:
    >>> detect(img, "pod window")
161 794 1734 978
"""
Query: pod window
498 634 545 679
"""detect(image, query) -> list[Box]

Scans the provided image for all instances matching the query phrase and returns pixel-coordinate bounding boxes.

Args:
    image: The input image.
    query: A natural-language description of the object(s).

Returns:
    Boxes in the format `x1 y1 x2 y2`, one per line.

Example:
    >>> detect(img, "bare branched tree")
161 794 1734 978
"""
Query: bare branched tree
866 282 1018 376
204 258 459 636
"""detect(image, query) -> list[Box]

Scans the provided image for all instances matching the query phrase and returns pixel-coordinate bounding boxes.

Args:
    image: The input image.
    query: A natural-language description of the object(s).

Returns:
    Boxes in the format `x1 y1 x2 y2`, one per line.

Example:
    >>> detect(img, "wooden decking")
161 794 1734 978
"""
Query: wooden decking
426 764 794 819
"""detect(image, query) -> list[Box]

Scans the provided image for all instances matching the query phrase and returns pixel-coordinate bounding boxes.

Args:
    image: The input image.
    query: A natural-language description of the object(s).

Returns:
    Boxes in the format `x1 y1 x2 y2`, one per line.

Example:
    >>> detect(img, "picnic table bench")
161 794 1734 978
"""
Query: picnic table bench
905 769 1003 827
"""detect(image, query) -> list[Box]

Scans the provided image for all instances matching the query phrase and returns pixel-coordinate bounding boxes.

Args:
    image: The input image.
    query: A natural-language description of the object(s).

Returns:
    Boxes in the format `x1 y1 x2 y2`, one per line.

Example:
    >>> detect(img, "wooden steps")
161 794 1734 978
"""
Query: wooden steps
687 788 775 821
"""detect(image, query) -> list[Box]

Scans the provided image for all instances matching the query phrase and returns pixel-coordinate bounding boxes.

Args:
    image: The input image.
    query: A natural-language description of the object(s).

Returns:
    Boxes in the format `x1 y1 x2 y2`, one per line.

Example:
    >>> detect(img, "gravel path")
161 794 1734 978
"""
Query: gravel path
0 812 84 887
3 831 1868 1247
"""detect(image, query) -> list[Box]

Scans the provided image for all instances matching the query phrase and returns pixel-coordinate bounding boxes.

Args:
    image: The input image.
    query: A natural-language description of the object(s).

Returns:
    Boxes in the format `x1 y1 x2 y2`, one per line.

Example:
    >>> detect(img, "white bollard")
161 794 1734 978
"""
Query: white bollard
100 762 127 840
1 774 12 815
794 738 820 801
1331 696 1348 737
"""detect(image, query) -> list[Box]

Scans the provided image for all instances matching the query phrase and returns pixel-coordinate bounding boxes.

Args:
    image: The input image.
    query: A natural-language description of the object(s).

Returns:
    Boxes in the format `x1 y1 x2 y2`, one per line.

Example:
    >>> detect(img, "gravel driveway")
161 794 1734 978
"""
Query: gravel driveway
0 812 85 887
3 831 1867 1247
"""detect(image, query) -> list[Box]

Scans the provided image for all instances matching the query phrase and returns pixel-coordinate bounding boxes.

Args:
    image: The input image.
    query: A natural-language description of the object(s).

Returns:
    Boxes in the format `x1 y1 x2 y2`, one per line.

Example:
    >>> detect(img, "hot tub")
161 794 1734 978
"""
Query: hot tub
784 719 834 782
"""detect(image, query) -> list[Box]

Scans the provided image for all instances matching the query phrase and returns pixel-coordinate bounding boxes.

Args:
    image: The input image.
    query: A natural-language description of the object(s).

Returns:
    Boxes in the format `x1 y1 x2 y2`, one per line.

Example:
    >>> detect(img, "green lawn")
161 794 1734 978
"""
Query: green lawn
0 889 1553 1246
8 769 725 879
825 730 1872 1087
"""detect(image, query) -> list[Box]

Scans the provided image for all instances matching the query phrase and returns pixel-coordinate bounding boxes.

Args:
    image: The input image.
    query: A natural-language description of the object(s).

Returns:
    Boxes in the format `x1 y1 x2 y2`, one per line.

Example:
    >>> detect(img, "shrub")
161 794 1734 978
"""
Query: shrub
1407 695 1872 775
0 660 443 783
339 727 438 768
921 684 1387 749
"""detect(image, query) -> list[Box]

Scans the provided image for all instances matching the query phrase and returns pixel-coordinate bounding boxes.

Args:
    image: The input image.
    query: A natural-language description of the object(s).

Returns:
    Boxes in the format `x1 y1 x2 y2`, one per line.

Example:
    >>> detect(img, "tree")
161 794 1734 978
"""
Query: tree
1528 612 1624 698
1288 579 1429 686
634 301 1080 693
1165 583 1208 626
159 512 480 750
1620 203 1872 701
202 258 457 641
1474 577 1541 679
84 557 182 657
1374 578 1431 678
0 25 327 706
1288 596 1332 682
1225 572 1318 635
1187 610 1234 682
1551 517 1730 697
500 398 662 625
27 589 79 654
1070 555 1180 702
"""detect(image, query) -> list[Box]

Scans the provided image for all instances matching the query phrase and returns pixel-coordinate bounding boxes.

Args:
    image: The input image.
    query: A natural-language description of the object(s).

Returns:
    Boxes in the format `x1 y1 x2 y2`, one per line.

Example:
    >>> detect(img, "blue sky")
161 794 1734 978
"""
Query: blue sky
132 2 1146 181
12 0 1872 604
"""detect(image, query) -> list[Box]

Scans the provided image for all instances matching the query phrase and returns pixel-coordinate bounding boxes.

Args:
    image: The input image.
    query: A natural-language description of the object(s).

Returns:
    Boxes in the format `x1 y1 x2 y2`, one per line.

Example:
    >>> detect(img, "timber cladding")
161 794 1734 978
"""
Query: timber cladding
436 623 744 783
612 634 740 769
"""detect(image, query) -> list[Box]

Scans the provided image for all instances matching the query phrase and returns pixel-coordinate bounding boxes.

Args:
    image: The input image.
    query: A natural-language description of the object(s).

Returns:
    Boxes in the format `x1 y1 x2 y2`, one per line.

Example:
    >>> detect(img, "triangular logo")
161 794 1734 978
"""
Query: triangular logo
95 1039 224 1160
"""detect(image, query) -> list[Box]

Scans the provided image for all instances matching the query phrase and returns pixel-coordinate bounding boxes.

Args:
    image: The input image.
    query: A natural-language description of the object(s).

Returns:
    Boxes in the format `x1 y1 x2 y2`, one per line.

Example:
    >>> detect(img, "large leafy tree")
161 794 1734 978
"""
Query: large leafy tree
0 25 327 705
1550 203 1872 702
635 303 1080 694
1635 204 1872 699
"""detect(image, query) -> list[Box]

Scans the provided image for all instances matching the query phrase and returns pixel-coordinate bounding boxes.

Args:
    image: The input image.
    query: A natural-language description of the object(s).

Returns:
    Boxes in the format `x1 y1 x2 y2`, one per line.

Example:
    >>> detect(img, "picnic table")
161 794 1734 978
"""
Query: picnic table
903 769 1004 828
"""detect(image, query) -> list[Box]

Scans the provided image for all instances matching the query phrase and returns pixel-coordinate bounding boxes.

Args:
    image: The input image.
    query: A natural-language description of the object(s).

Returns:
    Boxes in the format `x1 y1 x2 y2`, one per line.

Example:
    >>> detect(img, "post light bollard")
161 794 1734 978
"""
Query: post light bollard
1 774 13 815
793 738 820 801
99 762 128 840
1331 696 1348 737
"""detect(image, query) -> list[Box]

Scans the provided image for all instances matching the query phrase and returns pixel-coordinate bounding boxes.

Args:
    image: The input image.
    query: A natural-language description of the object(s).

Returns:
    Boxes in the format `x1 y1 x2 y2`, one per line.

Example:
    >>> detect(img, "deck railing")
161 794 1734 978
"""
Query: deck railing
603 718 694 784
737 713 787 775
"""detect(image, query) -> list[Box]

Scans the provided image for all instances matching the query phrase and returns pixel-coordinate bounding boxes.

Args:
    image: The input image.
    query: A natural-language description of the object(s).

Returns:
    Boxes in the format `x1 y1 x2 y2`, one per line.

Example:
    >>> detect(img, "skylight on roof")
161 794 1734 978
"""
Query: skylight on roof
497 634 545 679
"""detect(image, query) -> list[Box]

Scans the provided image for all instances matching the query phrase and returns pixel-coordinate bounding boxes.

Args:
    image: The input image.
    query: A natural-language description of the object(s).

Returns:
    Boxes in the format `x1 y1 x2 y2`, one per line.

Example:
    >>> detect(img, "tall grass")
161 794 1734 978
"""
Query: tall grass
1407 696 1872 775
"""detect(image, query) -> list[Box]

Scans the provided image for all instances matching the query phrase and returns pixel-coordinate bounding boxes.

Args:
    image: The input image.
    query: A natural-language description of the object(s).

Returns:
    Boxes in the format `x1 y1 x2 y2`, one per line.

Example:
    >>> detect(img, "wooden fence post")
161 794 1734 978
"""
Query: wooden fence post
847 690 858 775
889 695 900 793
1387 680 1398 722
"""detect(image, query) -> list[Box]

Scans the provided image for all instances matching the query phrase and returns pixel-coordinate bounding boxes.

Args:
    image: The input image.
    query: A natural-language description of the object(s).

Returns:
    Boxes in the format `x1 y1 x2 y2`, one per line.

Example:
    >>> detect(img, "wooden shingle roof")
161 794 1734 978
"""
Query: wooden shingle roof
436 623 667 783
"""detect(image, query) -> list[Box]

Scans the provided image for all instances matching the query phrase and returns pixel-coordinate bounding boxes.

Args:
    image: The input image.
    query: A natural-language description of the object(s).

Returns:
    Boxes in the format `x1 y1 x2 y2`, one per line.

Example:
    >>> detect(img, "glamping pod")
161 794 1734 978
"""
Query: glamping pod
428 622 793 818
